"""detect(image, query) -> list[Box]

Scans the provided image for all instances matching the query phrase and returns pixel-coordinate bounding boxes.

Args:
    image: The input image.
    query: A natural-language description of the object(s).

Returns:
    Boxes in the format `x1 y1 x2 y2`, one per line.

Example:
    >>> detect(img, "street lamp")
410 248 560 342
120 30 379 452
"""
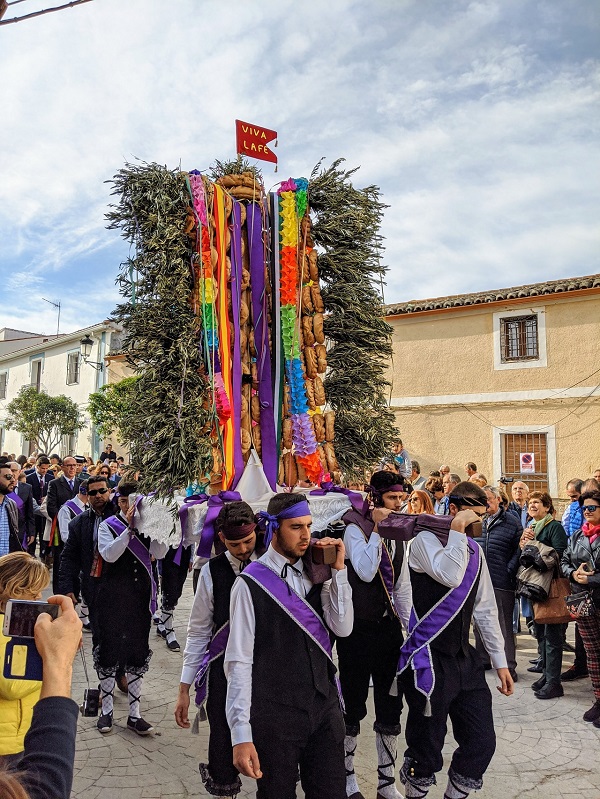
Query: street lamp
80 335 103 371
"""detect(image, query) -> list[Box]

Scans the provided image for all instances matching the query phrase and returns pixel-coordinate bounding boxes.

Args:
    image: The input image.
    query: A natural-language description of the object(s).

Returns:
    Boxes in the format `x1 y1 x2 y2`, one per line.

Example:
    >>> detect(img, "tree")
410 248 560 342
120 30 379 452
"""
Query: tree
88 376 140 444
6 386 85 454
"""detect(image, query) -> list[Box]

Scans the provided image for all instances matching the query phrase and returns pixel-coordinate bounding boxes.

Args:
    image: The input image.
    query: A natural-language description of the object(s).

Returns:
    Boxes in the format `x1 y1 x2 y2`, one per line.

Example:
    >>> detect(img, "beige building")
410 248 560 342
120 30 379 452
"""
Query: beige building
385 273 600 500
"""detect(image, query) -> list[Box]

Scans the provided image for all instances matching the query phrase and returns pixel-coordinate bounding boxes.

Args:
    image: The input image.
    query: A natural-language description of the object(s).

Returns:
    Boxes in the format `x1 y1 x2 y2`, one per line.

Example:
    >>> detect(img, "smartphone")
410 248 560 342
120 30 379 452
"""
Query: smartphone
3 600 59 639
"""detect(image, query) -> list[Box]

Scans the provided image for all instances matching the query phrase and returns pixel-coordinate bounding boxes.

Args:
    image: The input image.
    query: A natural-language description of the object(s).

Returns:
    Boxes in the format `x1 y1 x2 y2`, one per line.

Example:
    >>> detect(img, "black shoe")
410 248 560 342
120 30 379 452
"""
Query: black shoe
563 641 576 653
166 638 181 652
561 665 589 682
583 700 600 723
509 669 518 682
527 660 544 673
529 658 540 664
157 627 166 639
97 712 113 734
593 717 600 730
127 716 154 736
531 676 546 691
82 622 92 634
534 683 564 700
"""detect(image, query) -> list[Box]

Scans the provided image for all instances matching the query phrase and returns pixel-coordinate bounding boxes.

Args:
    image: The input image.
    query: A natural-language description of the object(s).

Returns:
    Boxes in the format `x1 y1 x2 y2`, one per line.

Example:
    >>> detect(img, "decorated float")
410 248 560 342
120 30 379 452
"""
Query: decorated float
106 139 398 547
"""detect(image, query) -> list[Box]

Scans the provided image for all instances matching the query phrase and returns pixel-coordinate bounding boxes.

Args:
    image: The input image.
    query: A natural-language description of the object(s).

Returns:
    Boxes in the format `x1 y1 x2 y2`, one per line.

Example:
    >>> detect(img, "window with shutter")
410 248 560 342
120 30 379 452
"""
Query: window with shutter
66 352 80 385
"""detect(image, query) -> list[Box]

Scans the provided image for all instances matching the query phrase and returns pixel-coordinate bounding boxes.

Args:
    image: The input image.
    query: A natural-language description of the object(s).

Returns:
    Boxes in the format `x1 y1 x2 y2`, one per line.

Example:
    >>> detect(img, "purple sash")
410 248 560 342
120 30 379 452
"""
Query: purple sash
397 538 481 716
310 482 366 513
105 515 158 614
242 560 344 707
229 203 245 487
64 499 83 518
194 622 230 708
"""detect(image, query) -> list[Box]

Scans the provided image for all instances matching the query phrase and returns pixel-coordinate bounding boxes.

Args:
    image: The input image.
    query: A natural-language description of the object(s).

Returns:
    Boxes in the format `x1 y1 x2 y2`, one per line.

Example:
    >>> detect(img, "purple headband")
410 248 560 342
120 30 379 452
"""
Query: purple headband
367 483 405 497
257 500 312 548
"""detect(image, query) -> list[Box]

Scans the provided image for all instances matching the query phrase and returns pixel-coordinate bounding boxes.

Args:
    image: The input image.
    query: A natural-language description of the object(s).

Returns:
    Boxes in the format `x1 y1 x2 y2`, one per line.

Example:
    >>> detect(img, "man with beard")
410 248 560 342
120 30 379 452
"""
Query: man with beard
7 461 35 551
225 492 353 799
0 459 23 555
175 501 259 798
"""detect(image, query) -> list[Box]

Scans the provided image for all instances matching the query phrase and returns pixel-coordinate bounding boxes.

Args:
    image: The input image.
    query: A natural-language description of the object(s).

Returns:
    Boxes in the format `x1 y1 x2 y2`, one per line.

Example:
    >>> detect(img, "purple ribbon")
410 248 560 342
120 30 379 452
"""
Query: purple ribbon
310 482 366 513
105 513 158 615
247 202 278 490
230 202 246 488
397 538 480 715
197 491 243 558
64 499 84 517
175 494 209 566
194 622 230 707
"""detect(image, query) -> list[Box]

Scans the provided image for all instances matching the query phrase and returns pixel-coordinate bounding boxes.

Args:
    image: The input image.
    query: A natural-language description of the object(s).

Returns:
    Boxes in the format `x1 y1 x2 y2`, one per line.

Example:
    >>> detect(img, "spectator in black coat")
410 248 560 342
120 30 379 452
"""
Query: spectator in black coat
474 485 522 680
7 462 35 549
25 457 53 557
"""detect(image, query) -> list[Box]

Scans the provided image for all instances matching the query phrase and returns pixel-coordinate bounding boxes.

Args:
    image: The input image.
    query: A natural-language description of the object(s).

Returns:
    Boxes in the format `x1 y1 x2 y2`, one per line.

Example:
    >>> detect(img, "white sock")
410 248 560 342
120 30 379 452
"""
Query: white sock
376 732 403 799
79 602 89 625
99 674 115 716
443 776 470 799
345 734 360 796
405 784 429 799
127 671 143 720
166 630 178 645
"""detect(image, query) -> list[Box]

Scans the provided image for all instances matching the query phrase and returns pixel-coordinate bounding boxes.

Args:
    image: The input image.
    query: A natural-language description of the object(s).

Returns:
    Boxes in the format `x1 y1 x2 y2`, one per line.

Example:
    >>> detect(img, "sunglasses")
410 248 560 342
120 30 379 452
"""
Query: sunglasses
88 488 109 496
582 505 600 513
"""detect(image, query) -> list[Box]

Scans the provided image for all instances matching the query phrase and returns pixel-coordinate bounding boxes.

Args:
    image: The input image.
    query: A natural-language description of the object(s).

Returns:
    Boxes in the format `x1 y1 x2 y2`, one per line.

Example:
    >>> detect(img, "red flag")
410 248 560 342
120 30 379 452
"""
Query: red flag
235 119 277 165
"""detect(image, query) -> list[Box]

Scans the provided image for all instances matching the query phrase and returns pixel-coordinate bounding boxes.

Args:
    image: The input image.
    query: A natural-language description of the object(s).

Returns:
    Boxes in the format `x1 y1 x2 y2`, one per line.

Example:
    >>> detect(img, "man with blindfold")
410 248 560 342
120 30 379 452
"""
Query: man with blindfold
396 481 513 799
175 500 259 798
338 469 407 799
225 492 353 799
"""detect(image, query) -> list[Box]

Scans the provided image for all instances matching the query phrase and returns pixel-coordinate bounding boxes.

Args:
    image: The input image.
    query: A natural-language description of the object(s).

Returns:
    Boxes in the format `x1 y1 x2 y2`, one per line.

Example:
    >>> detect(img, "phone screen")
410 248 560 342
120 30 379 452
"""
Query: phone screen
4 600 59 638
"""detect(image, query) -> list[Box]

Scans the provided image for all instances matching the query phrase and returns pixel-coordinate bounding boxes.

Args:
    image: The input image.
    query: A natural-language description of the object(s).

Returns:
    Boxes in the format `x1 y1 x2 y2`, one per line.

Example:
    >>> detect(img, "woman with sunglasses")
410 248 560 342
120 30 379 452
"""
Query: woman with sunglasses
407 490 434 515
561 489 600 726
520 492 568 700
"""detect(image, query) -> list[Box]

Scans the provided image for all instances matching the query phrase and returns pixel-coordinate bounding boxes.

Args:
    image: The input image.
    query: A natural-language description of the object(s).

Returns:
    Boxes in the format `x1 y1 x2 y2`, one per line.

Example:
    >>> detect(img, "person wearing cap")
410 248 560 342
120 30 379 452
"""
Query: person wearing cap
395 481 513 799
225 492 353 799
175 501 259 798
94 481 167 737
338 469 406 799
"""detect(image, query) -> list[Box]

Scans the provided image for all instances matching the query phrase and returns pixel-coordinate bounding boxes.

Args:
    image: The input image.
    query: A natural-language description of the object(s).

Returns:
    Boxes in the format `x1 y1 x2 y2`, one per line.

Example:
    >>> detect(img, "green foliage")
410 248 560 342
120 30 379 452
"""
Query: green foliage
106 162 213 498
209 156 261 181
88 376 140 443
6 386 84 454
309 159 399 476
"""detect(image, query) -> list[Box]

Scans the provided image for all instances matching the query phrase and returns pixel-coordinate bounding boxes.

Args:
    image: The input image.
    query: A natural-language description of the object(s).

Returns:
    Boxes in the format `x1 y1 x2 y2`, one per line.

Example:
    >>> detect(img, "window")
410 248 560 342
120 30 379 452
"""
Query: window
66 352 81 385
30 359 42 390
0 371 7 400
500 315 538 362
493 306 547 371
502 432 548 493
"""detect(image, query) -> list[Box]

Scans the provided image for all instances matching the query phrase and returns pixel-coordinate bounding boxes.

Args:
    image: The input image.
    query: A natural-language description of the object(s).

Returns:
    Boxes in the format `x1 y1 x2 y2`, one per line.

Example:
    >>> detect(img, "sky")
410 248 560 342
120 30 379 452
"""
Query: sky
1 0 598 335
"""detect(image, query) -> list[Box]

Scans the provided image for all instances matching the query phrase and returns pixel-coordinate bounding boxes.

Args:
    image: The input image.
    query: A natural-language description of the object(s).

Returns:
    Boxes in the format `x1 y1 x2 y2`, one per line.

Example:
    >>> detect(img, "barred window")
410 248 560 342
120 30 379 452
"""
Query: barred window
500 315 539 362
66 352 80 385
0 372 7 400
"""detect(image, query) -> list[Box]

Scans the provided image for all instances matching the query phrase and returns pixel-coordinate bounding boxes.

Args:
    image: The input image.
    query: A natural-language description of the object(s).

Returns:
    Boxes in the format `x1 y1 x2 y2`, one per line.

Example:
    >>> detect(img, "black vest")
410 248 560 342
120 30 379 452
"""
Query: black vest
410 561 480 656
343 509 404 622
243 573 335 709
102 519 153 584
209 552 237 630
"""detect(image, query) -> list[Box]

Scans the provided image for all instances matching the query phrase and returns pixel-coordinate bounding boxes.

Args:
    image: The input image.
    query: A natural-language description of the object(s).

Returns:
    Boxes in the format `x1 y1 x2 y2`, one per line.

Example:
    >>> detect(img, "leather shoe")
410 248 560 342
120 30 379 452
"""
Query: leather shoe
534 683 564 700
529 658 540 664
527 659 543 673
509 669 518 682
561 665 589 682
531 676 546 691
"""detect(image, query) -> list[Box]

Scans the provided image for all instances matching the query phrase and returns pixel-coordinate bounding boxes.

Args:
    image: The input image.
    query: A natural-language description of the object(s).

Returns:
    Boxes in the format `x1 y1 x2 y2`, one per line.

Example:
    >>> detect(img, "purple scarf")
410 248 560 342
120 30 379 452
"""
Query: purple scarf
105 514 158 614
194 622 230 708
396 538 480 716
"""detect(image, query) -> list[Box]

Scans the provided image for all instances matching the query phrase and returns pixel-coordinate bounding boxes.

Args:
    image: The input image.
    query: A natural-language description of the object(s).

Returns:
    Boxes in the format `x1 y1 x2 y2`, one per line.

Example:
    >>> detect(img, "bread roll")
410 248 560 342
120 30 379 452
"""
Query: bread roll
324 410 335 442
314 375 326 405
313 313 325 344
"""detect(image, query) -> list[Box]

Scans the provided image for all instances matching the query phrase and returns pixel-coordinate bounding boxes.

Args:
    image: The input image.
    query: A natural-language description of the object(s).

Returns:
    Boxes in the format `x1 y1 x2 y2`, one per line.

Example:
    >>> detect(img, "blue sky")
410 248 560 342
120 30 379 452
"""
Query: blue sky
1 0 598 334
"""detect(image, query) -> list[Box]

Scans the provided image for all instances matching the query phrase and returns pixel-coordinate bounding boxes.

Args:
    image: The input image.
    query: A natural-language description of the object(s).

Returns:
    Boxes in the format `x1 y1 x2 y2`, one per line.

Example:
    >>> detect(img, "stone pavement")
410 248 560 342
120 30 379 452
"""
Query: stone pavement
69 579 600 799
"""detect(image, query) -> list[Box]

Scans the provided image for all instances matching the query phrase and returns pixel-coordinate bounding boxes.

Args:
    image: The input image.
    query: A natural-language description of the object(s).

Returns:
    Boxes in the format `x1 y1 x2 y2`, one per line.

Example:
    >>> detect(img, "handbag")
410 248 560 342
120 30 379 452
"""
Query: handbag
565 591 596 619
533 576 571 624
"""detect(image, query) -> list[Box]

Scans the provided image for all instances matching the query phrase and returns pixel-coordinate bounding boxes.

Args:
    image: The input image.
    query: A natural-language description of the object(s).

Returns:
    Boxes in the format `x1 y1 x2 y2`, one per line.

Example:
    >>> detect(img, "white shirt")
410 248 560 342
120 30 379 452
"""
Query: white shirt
57 496 87 543
98 513 168 562
224 544 353 746
180 550 257 686
344 522 401 591
396 529 508 670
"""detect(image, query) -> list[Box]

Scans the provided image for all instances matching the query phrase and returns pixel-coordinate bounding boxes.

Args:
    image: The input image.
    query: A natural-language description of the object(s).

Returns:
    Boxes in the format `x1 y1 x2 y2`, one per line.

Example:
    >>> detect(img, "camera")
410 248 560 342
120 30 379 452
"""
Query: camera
80 688 100 717
499 477 514 484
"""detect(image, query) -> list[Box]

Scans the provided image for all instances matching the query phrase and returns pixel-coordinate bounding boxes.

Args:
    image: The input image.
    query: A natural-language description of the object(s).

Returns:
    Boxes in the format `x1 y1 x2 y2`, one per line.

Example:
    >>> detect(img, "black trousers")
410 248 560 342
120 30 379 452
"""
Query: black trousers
251 682 346 799
203 662 240 792
28 516 47 558
160 545 192 610
336 615 403 732
401 648 496 783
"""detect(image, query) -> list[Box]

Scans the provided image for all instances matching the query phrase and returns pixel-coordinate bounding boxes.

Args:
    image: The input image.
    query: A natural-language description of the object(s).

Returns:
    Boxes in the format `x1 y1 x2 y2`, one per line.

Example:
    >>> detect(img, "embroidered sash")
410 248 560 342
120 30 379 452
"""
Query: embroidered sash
396 538 480 716
194 622 230 708
105 515 158 614
64 499 84 517
242 560 344 707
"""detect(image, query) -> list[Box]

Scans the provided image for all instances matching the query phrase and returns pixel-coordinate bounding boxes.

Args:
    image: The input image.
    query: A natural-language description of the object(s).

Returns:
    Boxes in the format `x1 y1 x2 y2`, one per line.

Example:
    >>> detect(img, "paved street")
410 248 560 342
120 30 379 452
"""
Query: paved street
69 579 600 799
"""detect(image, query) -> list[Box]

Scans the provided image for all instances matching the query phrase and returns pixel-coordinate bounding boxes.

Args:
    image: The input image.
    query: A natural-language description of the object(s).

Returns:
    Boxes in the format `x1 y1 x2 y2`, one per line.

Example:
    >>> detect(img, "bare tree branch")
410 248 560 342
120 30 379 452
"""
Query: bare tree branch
0 0 93 25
